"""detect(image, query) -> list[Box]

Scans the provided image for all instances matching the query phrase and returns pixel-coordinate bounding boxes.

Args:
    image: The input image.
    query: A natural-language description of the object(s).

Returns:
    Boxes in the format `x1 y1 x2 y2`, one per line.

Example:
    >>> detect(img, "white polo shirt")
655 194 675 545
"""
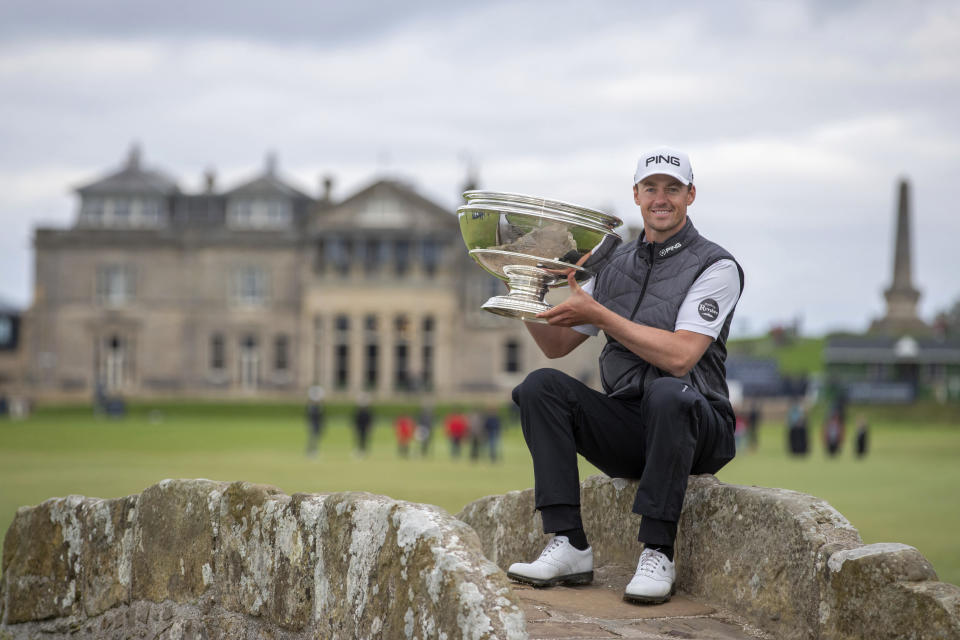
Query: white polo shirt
572 259 741 338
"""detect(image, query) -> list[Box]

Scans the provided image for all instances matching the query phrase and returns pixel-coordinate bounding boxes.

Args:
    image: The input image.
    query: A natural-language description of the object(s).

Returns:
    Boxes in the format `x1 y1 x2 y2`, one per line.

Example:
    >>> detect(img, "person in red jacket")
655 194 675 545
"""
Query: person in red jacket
445 412 468 458
395 415 415 458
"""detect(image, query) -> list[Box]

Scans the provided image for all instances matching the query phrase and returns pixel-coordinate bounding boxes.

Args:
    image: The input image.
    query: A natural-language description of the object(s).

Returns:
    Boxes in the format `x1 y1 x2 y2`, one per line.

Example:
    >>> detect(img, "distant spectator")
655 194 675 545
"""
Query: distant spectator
305 386 325 457
823 411 844 457
746 402 761 452
483 407 502 462
734 412 747 451
854 417 869 459
353 394 373 457
468 410 484 462
445 412 468 458
416 400 435 457
93 382 107 417
395 414 415 457
787 400 809 456
8 396 31 420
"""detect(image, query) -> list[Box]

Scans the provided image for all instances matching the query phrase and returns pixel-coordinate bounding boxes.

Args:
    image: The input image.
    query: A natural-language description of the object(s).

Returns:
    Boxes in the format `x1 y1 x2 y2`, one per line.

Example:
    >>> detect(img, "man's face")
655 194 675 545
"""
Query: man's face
633 174 696 243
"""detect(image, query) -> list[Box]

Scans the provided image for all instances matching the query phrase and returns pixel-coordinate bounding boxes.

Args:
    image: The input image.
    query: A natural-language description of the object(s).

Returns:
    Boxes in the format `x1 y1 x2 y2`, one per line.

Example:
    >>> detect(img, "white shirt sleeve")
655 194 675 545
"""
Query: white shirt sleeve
570 259 741 339
571 277 600 336
674 259 741 338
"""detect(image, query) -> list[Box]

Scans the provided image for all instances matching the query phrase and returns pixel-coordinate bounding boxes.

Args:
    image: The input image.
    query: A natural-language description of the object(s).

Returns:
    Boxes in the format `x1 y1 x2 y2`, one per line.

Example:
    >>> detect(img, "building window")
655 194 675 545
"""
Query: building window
364 314 379 390
334 314 350 390
274 334 289 372
363 238 383 276
314 239 326 274
97 333 131 392
329 237 353 277
80 197 104 226
96 264 134 307
0 317 11 347
227 198 292 229
394 314 410 390
210 334 226 371
112 198 131 225
81 197 165 228
422 239 441 277
421 315 435 390
141 199 162 226
239 334 260 390
232 266 268 306
394 239 411 276
505 338 521 373
312 315 323 385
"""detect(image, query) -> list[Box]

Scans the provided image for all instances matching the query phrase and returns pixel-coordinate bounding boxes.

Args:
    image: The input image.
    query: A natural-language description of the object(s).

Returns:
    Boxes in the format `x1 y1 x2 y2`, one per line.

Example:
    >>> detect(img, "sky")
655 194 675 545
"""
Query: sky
1 0 958 336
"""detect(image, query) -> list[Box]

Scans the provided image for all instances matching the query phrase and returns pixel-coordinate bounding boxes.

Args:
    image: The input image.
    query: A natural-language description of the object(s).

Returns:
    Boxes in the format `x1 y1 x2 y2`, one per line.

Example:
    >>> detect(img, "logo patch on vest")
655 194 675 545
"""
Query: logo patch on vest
659 242 682 257
698 298 720 322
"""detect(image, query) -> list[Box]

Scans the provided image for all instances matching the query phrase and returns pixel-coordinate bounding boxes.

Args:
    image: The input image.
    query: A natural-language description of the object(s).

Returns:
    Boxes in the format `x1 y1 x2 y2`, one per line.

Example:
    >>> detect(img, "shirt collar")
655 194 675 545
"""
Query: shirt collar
637 217 699 260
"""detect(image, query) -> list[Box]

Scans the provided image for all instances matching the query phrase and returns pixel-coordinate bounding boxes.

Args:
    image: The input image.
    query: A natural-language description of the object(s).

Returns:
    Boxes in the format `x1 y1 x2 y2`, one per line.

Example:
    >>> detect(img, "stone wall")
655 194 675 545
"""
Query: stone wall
458 474 960 640
5 475 959 640
0 479 526 640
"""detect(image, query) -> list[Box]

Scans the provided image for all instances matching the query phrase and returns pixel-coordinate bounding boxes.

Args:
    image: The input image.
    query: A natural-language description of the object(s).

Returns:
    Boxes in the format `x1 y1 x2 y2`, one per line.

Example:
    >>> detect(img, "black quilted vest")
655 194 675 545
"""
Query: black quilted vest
592 218 743 420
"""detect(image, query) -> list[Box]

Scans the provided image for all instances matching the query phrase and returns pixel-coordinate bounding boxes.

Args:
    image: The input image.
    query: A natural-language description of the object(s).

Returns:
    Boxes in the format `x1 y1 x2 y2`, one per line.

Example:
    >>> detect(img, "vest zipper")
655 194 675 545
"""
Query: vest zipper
628 243 655 320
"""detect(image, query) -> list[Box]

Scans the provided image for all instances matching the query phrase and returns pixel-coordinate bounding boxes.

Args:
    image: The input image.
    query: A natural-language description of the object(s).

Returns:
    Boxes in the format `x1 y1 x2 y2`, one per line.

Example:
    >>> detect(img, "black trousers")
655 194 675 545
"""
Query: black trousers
512 368 735 546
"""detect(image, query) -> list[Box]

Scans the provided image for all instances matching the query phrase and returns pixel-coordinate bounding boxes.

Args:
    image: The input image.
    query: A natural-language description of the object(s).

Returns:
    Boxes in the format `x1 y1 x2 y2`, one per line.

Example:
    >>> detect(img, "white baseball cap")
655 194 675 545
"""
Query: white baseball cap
633 146 694 186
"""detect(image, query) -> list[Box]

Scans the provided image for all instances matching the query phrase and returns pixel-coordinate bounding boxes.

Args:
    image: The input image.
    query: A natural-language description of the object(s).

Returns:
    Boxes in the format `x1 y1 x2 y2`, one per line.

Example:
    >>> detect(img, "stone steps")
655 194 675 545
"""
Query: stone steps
513 565 768 640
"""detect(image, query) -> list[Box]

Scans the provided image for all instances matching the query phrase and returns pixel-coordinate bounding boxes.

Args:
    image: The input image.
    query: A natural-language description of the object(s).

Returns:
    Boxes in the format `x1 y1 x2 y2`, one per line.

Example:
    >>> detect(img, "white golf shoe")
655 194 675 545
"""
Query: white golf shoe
623 547 676 604
507 536 594 587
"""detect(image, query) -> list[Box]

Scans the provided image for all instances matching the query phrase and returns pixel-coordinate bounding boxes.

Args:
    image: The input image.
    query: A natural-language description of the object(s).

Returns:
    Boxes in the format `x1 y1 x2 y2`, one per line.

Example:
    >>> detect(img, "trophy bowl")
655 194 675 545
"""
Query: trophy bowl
458 191 623 322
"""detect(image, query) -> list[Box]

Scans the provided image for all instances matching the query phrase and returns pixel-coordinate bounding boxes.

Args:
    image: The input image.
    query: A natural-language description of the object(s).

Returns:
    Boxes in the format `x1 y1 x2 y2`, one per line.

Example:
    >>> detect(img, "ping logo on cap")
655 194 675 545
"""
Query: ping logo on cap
646 154 682 167
634 146 694 186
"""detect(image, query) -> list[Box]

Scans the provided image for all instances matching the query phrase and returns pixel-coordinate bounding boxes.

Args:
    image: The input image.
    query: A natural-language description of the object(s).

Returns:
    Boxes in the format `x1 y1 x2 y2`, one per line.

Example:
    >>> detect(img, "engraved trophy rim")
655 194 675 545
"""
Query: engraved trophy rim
458 190 624 322
461 190 624 233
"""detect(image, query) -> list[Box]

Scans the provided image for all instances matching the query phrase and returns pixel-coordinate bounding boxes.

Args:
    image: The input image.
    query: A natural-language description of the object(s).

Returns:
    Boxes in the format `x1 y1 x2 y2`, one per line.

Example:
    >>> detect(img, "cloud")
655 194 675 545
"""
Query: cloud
0 0 957 334
0 0 477 47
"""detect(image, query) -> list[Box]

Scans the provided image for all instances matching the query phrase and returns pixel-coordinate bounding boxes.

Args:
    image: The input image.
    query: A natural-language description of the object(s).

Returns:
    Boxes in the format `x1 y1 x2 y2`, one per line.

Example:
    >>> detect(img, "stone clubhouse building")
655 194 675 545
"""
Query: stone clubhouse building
12 146 602 402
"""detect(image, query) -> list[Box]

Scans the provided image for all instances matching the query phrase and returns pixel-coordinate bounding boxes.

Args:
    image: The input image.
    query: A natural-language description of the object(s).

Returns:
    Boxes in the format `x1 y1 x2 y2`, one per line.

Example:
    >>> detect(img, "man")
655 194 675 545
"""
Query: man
507 147 743 604
305 385 325 457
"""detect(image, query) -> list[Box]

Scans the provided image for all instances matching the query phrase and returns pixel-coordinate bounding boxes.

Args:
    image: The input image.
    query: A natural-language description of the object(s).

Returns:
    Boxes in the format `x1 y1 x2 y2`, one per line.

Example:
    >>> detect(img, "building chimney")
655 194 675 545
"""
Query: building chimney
459 151 479 197
204 168 217 194
127 143 142 170
265 152 277 176
321 174 334 203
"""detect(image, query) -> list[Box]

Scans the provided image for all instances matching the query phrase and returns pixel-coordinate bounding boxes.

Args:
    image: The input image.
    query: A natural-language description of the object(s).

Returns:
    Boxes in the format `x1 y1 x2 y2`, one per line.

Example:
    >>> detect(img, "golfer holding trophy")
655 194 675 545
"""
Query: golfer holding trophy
458 147 743 604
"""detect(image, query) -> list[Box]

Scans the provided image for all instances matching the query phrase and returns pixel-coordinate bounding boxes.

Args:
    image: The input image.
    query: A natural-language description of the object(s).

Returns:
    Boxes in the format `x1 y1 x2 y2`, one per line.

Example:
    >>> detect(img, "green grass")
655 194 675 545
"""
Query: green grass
716 420 960 587
728 335 826 375
1 404 958 587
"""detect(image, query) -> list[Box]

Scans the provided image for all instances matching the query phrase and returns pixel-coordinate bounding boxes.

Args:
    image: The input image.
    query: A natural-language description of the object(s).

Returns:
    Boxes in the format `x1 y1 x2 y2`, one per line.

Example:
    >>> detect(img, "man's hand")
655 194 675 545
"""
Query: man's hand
536 272 606 328
537 271 714 377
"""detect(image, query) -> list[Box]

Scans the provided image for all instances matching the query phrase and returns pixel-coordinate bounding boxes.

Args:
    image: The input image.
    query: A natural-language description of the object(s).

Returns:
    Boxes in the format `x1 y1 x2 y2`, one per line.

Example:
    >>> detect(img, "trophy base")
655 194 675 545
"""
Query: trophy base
481 296 551 323
481 265 556 323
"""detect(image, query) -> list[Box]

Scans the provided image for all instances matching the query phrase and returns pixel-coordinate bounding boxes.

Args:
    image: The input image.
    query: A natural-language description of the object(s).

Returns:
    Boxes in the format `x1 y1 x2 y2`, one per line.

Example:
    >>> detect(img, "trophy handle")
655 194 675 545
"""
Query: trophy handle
481 265 560 322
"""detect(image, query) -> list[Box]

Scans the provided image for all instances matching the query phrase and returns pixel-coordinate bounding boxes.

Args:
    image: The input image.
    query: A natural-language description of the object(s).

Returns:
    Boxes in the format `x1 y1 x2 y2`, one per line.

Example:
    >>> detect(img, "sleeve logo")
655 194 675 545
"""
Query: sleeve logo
698 298 720 322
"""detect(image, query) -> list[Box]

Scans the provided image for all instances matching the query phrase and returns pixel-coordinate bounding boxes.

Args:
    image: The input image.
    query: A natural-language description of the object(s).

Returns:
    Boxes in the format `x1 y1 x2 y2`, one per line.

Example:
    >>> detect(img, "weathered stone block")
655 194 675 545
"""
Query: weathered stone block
579 475 647 568
456 487 550 571
675 475 862 640
215 481 312 630
0 496 86 624
79 495 138 616
821 543 960 639
313 492 526 639
130 478 225 604
3 481 528 639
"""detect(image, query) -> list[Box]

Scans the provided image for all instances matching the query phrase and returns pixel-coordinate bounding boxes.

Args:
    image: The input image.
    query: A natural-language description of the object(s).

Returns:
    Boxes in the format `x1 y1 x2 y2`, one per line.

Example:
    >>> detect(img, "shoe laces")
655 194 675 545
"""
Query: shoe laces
539 537 565 560
636 548 664 577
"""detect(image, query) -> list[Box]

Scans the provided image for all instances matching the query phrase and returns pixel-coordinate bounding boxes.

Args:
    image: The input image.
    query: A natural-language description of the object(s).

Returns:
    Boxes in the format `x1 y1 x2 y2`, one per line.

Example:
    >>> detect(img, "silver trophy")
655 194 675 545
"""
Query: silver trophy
458 191 623 322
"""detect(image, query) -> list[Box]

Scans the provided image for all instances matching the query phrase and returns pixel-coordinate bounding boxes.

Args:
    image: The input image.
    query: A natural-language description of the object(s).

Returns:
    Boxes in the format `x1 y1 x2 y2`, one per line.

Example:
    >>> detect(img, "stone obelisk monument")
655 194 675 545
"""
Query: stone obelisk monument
871 178 928 333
